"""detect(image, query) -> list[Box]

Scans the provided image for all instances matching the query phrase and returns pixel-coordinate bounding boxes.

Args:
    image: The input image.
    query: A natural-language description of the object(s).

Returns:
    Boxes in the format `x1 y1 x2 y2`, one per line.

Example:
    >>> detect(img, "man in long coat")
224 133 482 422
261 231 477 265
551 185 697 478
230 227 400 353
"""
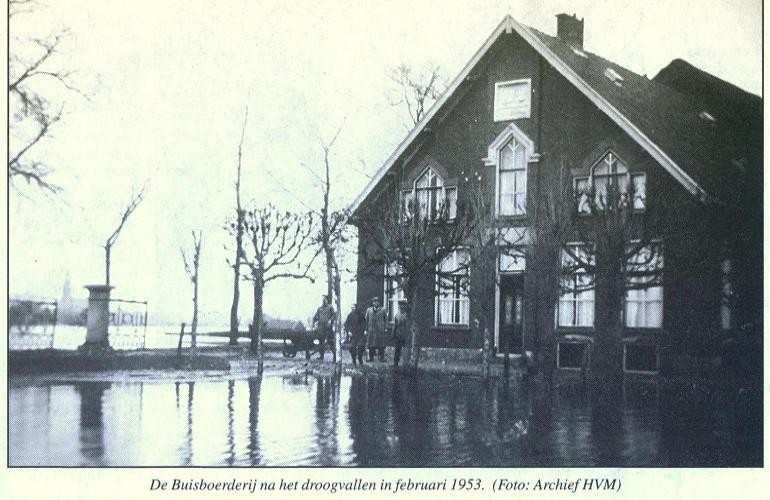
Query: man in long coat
344 303 366 365
312 295 335 361
365 296 387 362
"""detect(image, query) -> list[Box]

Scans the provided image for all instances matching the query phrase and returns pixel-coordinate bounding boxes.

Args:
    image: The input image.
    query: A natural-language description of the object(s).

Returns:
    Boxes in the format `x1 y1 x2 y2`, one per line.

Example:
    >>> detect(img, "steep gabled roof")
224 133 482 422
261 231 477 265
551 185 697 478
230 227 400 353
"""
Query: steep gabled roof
350 15 760 214
526 26 760 203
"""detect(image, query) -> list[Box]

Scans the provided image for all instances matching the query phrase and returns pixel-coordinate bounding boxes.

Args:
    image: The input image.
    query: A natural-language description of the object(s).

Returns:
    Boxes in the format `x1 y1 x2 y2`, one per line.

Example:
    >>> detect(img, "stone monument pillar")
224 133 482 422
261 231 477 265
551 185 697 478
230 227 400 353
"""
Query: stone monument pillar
79 285 114 353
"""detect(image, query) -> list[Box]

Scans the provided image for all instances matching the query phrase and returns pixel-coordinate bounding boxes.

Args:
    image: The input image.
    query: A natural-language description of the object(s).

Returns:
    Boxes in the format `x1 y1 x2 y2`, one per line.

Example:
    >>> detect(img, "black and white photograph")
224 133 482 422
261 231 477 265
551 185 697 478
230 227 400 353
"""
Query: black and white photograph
5 0 763 480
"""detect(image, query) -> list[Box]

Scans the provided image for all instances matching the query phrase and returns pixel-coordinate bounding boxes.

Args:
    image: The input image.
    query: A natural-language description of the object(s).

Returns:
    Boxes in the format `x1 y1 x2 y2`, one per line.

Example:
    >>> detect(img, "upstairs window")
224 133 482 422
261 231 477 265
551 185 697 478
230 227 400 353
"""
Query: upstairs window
494 79 531 121
435 250 470 326
498 139 527 216
400 166 457 221
593 152 628 208
576 152 646 214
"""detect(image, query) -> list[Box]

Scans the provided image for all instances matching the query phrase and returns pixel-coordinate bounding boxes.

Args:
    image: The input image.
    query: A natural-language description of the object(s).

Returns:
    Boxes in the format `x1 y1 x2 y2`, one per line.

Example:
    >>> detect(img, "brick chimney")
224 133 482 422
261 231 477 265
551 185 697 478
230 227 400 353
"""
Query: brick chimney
556 13 584 49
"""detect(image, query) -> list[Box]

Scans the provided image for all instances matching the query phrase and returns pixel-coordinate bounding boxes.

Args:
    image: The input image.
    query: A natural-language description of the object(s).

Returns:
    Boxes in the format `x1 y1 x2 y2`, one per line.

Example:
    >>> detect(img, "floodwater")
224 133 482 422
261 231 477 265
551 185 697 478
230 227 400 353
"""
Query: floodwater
9 371 761 467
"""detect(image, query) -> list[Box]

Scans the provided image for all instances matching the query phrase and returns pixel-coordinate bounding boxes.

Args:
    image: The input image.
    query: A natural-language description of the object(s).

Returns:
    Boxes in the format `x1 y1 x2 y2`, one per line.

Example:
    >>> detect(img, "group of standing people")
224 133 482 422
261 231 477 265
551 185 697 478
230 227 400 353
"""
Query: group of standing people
343 296 410 367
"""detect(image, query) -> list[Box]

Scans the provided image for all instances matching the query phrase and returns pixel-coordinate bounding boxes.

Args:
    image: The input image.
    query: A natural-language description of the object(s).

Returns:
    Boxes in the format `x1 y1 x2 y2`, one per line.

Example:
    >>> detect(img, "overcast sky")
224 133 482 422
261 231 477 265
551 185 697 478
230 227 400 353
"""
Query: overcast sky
8 0 762 327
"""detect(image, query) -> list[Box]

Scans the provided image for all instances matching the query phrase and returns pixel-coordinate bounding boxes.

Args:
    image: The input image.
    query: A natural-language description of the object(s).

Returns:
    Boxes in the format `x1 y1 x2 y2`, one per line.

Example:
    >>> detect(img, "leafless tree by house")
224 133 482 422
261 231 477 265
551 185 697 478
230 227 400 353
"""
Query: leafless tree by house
462 173 499 377
560 162 715 384
8 0 87 193
512 155 575 382
181 231 203 356
104 184 146 286
355 189 476 368
388 63 446 129
227 108 248 347
310 123 350 365
234 205 316 360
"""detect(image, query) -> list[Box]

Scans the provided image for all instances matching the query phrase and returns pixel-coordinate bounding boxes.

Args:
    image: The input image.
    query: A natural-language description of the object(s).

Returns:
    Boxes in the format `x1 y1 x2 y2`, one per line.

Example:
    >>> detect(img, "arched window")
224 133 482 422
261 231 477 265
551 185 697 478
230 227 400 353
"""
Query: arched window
575 151 646 213
498 139 528 216
485 122 535 218
400 166 457 221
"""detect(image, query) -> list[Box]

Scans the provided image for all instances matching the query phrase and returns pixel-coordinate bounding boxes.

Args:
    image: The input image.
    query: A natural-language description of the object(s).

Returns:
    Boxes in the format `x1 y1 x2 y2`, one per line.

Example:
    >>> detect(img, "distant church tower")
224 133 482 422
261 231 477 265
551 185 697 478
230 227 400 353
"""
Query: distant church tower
60 273 74 322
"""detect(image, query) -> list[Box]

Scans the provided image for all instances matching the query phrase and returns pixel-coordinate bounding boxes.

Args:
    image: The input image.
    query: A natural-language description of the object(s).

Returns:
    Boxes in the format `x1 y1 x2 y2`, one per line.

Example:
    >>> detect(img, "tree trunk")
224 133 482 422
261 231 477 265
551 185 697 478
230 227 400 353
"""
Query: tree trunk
105 245 111 286
323 242 337 363
230 111 246 347
482 325 491 379
176 322 186 359
503 336 510 379
591 273 624 396
407 320 419 368
333 267 342 366
541 299 557 384
408 290 420 368
191 272 199 355
251 278 265 360
229 224 242 346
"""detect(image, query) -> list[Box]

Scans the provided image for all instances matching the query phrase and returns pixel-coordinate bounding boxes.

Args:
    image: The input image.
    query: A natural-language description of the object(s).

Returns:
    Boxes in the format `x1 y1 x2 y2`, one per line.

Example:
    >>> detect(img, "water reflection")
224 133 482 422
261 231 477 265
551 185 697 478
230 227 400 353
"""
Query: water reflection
247 376 262 464
8 372 761 467
76 382 110 463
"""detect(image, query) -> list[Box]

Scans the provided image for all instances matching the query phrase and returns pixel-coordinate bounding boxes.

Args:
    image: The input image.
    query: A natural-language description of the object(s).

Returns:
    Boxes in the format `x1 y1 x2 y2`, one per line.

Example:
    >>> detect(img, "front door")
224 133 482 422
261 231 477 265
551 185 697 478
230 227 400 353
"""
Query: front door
498 275 524 354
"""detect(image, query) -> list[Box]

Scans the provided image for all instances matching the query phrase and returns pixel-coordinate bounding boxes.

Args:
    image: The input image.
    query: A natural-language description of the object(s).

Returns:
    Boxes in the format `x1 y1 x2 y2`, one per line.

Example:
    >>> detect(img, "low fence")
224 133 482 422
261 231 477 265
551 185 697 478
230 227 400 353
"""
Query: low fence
106 298 149 350
8 300 58 350
8 297 148 351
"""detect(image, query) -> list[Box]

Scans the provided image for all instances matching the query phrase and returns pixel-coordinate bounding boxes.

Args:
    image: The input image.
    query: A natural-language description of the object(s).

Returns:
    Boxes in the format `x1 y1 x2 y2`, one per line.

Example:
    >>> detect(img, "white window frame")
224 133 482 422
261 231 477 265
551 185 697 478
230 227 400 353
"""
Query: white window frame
623 342 660 374
624 243 663 329
484 123 535 219
399 166 457 221
494 78 532 121
557 243 595 328
384 262 405 324
582 151 646 212
435 249 470 327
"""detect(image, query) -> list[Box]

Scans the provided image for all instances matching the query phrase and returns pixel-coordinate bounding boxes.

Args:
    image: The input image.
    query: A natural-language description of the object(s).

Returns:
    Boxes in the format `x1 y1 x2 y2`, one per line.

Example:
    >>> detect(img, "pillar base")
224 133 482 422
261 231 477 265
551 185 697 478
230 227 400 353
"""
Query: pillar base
77 339 114 356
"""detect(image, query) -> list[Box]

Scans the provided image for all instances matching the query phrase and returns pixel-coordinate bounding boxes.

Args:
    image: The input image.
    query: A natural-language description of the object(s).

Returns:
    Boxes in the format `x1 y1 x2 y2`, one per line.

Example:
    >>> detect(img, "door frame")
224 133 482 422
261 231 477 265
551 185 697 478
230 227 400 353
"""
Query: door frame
494 271 524 356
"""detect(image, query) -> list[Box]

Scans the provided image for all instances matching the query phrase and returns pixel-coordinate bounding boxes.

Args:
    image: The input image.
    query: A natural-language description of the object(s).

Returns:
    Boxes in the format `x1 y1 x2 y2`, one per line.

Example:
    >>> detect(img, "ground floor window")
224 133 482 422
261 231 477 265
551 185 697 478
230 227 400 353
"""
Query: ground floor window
625 279 663 328
625 244 663 328
623 342 659 373
558 244 594 327
436 249 469 326
557 339 591 369
384 262 405 323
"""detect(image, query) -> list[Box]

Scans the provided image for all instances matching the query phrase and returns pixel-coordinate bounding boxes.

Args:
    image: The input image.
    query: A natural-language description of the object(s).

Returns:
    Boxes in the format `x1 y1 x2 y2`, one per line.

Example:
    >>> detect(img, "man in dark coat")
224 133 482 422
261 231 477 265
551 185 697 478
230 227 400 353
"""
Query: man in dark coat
392 299 410 367
344 303 366 365
365 296 387 361
312 295 335 361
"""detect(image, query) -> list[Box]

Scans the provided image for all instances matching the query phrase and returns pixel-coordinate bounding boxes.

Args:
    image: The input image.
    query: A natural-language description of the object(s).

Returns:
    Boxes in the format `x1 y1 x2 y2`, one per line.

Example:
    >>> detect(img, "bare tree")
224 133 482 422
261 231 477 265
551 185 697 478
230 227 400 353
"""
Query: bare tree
462 171 521 377
104 185 146 286
227 108 248 347
181 231 203 355
525 159 575 380
355 188 477 368
9 0 86 192
312 124 350 366
388 63 446 128
563 163 695 383
236 205 316 360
